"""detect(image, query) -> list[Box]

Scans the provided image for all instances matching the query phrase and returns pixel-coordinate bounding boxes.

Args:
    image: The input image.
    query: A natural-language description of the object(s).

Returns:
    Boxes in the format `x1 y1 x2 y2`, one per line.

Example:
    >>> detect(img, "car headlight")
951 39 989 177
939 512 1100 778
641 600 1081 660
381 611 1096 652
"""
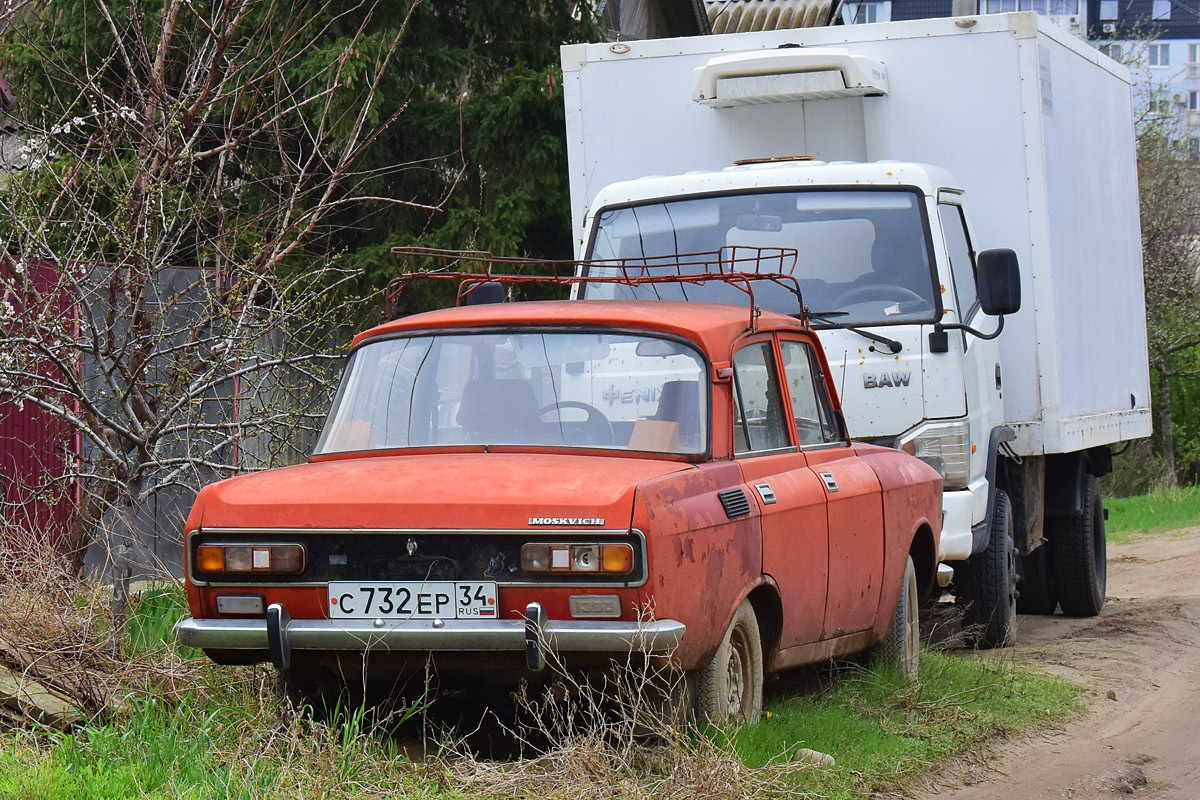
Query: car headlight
896 419 971 489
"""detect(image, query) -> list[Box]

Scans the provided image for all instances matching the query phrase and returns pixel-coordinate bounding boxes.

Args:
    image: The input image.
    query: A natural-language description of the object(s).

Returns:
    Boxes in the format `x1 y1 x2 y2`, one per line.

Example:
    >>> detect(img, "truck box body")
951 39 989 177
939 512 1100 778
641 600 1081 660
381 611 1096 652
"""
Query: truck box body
561 12 1151 458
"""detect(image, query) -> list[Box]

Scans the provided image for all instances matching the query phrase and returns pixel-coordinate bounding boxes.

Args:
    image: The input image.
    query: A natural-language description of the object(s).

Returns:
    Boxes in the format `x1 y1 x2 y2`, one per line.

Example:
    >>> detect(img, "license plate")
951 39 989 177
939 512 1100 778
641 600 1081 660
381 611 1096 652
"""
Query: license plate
327 581 497 620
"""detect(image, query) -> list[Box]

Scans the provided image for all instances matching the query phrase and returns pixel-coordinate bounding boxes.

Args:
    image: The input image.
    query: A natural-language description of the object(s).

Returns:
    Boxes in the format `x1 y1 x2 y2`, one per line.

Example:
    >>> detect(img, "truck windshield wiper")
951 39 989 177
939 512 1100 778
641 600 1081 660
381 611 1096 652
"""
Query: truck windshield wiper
805 311 903 354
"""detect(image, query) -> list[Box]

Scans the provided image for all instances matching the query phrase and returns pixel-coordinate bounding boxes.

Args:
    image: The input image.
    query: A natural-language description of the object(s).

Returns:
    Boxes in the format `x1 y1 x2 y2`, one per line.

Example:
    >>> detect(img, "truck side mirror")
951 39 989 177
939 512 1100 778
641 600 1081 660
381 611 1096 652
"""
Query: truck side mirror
976 249 1021 316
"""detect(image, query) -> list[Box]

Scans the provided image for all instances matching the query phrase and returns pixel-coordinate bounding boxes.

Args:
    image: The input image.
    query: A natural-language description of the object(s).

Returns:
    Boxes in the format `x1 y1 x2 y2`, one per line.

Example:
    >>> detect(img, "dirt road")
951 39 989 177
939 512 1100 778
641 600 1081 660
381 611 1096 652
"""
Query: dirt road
924 529 1200 800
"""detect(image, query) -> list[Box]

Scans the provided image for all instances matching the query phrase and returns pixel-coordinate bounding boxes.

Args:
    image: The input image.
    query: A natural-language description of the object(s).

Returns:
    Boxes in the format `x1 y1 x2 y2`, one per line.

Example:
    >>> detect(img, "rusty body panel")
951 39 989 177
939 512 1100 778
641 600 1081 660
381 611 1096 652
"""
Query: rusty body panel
179 299 942 684
738 451 828 649
629 461 763 667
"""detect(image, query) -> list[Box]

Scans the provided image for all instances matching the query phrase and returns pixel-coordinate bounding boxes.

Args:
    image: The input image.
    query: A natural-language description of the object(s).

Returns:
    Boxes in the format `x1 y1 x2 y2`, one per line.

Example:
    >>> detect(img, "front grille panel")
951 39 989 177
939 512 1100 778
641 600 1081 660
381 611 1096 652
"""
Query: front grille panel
190 530 646 586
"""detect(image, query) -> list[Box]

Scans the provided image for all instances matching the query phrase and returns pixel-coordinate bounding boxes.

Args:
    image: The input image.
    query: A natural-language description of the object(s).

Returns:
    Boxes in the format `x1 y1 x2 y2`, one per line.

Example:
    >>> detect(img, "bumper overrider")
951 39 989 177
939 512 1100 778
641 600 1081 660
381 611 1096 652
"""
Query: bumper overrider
175 601 686 672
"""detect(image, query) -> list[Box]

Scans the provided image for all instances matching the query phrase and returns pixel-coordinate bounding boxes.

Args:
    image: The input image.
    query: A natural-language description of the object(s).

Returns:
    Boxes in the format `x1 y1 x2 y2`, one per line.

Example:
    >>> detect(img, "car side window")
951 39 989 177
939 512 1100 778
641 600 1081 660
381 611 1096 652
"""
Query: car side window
939 204 979 323
779 339 842 446
732 341 791 454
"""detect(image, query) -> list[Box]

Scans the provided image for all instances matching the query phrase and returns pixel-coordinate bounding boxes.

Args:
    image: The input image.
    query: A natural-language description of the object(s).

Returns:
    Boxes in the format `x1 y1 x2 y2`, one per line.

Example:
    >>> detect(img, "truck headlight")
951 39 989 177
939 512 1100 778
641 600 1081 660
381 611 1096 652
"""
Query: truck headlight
896 419 971 490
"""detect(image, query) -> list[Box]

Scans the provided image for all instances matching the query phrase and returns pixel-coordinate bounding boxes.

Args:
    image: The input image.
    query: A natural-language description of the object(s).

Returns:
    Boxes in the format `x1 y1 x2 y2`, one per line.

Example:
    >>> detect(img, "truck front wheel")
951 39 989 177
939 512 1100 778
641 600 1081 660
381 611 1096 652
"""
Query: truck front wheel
1049 473 1106 617
874 555 920 680
960 490 1018 648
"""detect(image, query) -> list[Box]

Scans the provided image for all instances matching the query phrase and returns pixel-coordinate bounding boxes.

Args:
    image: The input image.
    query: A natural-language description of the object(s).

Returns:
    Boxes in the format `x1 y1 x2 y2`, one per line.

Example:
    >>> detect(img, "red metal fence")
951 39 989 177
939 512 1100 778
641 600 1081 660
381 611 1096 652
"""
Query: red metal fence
0 261 79 549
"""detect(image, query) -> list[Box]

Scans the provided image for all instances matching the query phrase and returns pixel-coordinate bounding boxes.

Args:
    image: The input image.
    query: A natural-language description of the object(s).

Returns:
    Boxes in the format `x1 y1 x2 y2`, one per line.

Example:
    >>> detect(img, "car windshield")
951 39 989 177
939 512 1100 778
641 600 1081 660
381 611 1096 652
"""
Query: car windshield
315 331 709 456
583 189 937 326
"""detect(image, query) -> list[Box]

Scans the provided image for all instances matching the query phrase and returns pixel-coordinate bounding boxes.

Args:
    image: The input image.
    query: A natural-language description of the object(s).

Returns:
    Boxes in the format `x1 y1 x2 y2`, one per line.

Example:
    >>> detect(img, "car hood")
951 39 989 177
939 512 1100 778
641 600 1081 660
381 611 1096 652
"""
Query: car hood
190 452 694 531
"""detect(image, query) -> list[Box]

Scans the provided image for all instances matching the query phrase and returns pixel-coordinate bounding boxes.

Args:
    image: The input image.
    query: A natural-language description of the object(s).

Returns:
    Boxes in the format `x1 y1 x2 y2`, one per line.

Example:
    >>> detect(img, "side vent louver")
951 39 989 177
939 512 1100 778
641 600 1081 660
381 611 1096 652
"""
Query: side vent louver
718 488 752 519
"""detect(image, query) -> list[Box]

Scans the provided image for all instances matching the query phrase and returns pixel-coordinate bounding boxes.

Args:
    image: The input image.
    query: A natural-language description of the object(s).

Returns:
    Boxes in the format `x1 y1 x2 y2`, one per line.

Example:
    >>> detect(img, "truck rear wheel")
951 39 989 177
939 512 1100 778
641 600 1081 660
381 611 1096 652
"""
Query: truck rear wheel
1016 541 1058 615
1050 473 1106 617
696 599 763 725
961 490 1018 648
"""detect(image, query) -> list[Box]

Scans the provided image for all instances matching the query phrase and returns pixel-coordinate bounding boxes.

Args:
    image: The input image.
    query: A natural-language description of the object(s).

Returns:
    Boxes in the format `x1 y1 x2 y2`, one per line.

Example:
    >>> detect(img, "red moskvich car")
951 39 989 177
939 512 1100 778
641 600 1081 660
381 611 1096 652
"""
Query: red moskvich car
177 265 943 723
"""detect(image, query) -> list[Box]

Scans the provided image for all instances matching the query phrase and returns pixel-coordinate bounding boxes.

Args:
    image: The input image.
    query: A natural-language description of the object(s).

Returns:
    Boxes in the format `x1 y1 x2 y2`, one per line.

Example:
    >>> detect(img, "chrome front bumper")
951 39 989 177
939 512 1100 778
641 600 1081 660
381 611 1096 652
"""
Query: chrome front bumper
175 601 685 672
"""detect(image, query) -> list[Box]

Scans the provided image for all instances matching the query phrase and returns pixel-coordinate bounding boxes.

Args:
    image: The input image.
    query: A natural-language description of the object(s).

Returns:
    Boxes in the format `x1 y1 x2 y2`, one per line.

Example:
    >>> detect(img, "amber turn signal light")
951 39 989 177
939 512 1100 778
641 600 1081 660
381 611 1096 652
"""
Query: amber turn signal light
600 543 634 573
196 545 225 573
195 544 305 575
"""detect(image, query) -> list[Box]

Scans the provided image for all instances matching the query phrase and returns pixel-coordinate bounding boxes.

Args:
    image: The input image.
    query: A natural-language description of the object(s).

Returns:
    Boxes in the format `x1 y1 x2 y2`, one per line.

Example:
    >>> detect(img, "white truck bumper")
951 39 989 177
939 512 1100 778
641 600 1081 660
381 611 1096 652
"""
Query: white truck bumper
939 479 989 561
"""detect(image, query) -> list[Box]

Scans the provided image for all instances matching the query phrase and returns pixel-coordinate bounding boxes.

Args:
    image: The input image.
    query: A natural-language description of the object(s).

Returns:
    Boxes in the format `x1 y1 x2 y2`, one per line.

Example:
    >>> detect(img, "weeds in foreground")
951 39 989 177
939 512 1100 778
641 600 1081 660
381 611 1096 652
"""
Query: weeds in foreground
0 526 204 727
438 648 814 800
0 532 1080 799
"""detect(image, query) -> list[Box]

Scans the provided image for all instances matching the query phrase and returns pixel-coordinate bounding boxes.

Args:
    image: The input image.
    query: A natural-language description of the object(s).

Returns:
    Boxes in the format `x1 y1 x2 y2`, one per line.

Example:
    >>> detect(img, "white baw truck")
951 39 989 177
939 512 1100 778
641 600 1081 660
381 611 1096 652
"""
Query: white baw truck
560 11 1150 646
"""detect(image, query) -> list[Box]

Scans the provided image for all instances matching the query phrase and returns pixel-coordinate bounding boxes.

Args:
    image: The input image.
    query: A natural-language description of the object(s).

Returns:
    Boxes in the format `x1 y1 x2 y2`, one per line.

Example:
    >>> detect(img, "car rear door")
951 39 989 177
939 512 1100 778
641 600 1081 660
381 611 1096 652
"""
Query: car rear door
731 335 828 650
779 336 885 638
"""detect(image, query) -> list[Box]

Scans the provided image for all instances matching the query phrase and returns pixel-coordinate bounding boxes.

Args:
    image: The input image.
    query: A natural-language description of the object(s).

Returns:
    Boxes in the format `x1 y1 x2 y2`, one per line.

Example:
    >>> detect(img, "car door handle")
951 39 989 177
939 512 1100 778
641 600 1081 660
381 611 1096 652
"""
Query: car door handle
819 472 839 493
754 482 777 505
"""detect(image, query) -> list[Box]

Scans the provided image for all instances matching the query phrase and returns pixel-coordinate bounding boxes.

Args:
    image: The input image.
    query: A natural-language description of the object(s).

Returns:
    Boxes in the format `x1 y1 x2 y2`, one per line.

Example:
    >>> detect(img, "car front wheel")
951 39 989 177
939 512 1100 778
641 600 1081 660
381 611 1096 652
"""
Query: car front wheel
696 598 763 725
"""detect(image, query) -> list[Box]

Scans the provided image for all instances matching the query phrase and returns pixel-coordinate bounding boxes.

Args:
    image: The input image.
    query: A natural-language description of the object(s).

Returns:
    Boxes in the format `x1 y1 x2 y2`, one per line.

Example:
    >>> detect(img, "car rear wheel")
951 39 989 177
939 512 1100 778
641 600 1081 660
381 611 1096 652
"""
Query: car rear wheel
696 598 763 725
875 555 919 681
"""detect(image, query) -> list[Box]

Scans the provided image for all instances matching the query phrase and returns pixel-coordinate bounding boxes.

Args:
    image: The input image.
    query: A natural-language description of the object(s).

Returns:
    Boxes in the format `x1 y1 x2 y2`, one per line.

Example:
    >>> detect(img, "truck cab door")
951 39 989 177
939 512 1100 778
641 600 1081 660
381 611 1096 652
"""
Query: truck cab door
939 197 1002 519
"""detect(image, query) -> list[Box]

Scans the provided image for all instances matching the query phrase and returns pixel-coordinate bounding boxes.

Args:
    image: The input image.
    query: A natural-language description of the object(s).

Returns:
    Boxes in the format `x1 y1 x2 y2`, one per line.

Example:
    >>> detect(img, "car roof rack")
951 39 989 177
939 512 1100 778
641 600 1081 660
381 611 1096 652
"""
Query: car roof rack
387 246 807 330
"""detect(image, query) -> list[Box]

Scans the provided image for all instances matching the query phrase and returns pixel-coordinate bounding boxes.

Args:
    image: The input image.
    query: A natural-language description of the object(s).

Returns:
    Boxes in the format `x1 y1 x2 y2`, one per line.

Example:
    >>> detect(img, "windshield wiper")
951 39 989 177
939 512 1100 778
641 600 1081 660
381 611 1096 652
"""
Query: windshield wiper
805 311 903 354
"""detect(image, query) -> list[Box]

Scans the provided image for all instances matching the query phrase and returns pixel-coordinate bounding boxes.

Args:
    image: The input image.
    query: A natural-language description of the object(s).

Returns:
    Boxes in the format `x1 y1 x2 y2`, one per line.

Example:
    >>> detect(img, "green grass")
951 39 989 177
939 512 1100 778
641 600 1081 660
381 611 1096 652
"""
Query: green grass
0 585 1082 799
1105 486 1200 543
0 683 446 800
733 652 1080 799
126 582 193 656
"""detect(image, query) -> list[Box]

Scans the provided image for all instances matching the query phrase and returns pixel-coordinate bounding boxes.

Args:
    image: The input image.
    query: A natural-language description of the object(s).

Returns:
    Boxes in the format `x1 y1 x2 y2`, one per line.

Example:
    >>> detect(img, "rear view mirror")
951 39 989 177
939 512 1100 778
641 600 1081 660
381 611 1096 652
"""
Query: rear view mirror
736 214 783 232
635 339 687 357
976 249 1021 316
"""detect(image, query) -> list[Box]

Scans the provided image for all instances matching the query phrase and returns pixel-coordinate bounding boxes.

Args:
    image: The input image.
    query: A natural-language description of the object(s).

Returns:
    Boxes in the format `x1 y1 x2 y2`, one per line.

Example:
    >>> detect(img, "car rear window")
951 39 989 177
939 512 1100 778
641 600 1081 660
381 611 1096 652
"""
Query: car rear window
315 331 709 456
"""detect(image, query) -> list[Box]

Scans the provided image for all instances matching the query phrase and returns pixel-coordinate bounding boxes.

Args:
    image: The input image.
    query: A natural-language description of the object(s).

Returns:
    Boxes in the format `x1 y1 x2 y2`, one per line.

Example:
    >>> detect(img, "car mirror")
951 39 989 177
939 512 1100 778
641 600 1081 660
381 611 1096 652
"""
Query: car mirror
635 339 687 357
736 214 782 232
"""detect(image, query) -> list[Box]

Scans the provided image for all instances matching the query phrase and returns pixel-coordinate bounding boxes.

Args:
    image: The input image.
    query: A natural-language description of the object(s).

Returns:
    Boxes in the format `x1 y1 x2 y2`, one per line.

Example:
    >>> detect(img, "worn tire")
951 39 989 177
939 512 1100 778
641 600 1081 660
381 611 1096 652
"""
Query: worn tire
961 490 1018 649
1017 541 1058 615
696 599 763 725
1050 473 1107 617
875 555 920 681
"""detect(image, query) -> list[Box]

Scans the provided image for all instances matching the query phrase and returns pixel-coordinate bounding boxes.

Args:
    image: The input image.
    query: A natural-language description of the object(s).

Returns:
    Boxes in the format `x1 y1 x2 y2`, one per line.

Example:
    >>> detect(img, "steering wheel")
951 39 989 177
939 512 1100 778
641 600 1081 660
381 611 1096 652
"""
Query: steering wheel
538 401 615 446
832 283 927 308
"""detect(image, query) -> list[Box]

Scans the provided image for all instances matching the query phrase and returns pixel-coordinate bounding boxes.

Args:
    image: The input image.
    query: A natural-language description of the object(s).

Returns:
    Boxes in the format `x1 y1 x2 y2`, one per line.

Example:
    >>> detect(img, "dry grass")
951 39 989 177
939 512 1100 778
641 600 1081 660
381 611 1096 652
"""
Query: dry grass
0 521 204 727
0 536 815 798
435 643 816 800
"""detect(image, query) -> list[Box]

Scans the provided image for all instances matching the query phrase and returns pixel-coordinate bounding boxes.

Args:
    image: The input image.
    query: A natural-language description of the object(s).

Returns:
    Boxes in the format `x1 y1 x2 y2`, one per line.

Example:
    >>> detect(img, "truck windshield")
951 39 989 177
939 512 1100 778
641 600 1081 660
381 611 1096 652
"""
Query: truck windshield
315 331 708 456
583 189 937 326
